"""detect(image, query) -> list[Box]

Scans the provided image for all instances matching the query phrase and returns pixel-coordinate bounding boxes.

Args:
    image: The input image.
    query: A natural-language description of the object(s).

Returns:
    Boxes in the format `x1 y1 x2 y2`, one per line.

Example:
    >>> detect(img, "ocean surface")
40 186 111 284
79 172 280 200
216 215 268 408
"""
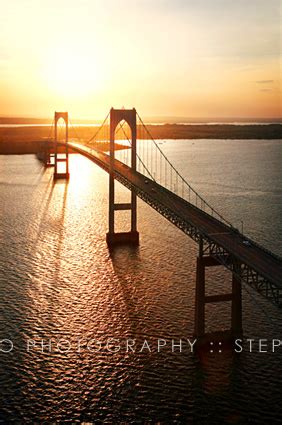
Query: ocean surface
0 139 282 424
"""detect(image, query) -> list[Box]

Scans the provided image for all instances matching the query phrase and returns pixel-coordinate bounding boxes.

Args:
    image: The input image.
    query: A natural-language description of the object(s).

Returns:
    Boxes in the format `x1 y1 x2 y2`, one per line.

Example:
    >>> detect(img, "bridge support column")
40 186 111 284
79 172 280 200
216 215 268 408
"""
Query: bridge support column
194 238 243 342
231 261 243 336
54 112 70 180
106 108 139 246
194 255 206 337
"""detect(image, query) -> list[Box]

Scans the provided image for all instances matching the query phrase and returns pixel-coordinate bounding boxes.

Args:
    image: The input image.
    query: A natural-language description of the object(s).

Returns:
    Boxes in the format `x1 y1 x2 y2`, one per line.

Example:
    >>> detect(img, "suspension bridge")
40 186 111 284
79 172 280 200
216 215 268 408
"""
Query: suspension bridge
37 108 282 340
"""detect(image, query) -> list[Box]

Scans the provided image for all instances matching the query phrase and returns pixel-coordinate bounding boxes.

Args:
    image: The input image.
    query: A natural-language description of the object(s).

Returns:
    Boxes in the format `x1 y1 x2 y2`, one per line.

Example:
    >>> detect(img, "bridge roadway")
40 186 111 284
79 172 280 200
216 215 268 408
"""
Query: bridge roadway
60 141 282 305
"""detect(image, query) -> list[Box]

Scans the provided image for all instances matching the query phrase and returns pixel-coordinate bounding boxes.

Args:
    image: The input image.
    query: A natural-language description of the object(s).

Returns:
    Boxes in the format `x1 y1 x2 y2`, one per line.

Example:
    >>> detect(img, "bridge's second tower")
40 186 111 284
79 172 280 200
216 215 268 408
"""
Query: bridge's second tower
106 108 139 246
194 236 243 343
54 112 70 179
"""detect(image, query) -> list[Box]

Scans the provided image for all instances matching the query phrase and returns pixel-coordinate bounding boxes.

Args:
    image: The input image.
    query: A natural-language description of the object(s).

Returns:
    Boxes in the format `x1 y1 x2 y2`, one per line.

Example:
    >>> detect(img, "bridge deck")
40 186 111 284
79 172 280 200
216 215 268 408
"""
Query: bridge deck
65 142 282 295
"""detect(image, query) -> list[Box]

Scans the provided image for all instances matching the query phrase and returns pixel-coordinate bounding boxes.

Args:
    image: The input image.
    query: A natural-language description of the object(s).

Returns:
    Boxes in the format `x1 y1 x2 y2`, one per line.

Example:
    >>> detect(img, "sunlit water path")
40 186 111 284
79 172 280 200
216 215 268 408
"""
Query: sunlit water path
0 139 282 423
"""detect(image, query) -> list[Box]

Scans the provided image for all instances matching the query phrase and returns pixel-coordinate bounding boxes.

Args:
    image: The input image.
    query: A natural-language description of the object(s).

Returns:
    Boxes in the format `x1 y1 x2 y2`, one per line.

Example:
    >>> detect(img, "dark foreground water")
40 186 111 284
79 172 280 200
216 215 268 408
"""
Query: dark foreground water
0 139 282 424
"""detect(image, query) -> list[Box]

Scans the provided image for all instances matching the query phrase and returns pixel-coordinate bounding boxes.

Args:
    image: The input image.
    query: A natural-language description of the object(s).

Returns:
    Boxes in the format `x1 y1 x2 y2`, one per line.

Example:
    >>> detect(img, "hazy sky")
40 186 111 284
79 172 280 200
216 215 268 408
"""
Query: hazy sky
0 0 281 119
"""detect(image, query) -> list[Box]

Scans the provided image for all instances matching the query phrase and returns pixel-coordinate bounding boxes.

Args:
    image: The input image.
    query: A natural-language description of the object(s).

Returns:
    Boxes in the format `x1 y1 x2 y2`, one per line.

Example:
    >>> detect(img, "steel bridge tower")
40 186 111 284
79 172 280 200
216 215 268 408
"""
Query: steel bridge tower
54 111 69 179
194 236 243 342
106 108 139 246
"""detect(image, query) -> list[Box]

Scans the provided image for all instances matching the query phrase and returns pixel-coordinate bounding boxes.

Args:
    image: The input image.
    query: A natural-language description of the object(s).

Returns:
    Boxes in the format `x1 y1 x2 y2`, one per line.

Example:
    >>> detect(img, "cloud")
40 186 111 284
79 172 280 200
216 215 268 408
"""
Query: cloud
260 88 272 92
256 80 274 84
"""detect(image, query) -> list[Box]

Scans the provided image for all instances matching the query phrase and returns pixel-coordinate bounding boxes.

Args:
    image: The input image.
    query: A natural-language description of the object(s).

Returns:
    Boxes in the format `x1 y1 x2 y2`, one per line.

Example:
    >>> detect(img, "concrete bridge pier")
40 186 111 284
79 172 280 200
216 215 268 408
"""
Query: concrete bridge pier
106 108 139 246
231 261 243 336
194 237 242 343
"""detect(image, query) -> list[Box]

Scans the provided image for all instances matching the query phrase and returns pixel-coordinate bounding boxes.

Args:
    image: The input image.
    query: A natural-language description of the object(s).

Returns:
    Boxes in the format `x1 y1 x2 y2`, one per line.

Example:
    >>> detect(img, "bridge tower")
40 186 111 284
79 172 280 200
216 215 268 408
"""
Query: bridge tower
54 111 70 179
106 108 139 246
194 236 242 342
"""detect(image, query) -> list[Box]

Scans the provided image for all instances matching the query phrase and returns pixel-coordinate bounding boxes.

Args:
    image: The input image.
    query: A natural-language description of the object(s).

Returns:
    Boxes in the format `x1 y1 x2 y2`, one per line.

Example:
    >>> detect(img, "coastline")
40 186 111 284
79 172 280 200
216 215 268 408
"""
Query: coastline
0 123 281 155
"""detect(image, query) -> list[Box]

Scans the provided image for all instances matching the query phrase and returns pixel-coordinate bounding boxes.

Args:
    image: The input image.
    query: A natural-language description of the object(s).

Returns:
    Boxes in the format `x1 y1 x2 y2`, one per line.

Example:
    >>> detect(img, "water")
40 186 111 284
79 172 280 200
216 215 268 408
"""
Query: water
0 139 282 424
158 139 282 254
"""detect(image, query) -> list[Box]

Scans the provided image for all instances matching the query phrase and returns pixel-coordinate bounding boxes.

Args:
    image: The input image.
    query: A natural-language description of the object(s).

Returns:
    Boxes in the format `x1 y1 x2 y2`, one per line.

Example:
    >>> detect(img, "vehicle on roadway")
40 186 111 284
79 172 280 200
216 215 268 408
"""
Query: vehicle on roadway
243 240 252 247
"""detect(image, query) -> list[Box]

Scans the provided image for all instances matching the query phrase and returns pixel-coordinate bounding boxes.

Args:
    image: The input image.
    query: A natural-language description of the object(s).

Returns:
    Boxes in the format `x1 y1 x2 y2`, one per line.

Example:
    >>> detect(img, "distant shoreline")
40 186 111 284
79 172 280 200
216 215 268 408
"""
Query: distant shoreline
0 116 281 125
0 124 281 155
145 123 282 140
1 123 281 140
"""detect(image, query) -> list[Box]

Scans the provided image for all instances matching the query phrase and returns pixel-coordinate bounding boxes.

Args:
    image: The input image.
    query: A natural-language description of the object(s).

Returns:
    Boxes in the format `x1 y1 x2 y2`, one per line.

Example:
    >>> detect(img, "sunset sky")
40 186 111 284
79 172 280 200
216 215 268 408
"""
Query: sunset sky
0 0 281 120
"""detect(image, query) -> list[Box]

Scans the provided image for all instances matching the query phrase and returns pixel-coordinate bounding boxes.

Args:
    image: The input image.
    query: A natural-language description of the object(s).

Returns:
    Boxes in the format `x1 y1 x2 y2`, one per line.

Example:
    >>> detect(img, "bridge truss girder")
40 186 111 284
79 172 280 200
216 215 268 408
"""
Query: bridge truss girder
114 170 282 308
